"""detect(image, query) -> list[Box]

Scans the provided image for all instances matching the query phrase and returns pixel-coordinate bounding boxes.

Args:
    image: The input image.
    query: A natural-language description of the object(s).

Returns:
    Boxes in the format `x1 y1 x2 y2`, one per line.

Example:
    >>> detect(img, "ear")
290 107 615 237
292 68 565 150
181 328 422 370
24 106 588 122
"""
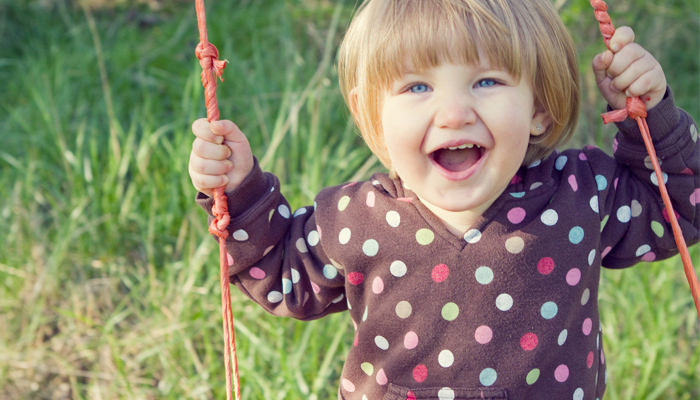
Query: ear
530 105 551 137
348 88 359 119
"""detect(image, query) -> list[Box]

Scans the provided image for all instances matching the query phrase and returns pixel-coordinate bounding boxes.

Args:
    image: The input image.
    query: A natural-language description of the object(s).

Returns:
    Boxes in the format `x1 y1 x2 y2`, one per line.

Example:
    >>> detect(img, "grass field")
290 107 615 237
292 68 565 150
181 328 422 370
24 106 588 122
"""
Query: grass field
0 0 698 399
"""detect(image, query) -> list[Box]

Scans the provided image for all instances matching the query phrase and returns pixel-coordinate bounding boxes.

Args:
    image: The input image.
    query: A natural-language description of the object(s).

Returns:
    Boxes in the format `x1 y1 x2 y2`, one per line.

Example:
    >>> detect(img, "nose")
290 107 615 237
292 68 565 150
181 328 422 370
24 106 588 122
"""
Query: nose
434 92 476 129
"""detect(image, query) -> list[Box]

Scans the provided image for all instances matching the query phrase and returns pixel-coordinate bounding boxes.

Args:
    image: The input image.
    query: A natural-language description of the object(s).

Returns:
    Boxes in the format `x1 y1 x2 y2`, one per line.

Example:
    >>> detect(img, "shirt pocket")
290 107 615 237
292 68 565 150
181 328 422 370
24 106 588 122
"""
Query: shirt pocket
385 383 508 400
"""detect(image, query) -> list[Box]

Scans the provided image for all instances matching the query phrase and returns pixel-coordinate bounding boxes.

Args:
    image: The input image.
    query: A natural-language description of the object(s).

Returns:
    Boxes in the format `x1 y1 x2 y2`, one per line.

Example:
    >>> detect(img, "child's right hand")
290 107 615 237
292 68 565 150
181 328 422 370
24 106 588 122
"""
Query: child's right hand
189 118 254 197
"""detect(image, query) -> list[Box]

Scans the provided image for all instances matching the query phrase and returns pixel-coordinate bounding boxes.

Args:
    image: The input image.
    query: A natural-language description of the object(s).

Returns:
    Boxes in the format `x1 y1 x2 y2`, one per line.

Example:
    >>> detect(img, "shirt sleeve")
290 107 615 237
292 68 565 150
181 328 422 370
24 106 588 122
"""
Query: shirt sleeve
196 159 348 320
584 88 700 268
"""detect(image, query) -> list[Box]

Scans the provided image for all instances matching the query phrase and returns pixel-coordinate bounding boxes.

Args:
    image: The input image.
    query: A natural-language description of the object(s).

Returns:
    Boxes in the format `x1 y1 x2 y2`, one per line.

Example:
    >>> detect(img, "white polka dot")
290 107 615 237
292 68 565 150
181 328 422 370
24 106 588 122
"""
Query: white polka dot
332 294 344 303
573 388 584 400
617 206 631 223
528 159 541 168
395 301 412 318
282 278 292 294
541 209 558 226
232 229 248 241
339 228 351 244
496 293 513 311
363 239 379 256
375 336 389 350
307 230 320 246
581 288 591 305
438 387 455 400
386 211 401 227
464 229 482 243
505 237 525 254
390 260 407 277
278 205 291 219
588 249 596 266
323 265 338 279
691 124 698 142
293 207 307 217
296 237 308 253
558 329 568 345
590 196 599 213
555 155 568 170
636 244 651 257
650 171 668 186
362 306 368 321
267 291 283 303
438 350 454 367
291 268 300 283
595 175 608 191
631 200 642 217
475 266 494 285
530 182 543 190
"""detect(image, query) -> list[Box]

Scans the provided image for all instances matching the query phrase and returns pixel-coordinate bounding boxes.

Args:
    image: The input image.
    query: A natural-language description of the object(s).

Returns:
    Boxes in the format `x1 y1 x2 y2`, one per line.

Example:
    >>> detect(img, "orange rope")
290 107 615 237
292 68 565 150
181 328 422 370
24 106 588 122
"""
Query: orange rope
591 0 700 321
194 1 241 399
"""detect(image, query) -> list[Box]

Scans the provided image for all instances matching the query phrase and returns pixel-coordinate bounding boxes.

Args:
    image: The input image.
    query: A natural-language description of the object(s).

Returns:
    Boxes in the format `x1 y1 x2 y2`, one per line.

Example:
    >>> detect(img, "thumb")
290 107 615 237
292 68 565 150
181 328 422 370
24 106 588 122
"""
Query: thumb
591 50 613 85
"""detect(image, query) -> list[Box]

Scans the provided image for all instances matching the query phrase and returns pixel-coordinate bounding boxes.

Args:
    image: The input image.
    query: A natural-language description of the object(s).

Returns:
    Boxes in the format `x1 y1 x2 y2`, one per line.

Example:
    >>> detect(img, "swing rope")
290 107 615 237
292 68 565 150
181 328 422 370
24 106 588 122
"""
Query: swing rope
591 0 700 321
194 1 241 399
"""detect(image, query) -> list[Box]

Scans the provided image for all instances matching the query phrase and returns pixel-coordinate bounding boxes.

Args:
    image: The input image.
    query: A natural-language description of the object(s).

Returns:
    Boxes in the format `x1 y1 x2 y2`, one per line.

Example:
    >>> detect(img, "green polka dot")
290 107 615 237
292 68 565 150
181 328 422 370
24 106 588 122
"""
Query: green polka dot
651 221 664 237
338 196 351 211
441 302 459 321
416 229 435 245
361 362 374 376
268 209 275 222
526 368 540 385
600 215 609 232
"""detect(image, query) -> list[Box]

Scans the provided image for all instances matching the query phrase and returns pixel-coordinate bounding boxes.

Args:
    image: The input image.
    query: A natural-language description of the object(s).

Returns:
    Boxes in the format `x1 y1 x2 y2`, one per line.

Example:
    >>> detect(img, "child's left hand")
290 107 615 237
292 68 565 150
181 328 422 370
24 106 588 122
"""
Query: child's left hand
592 26 667 111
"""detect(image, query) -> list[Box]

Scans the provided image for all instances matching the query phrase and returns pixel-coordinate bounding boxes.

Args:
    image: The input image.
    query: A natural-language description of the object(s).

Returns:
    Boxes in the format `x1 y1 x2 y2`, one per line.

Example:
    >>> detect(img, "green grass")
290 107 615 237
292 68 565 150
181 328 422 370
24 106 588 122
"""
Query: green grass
0 0 698 399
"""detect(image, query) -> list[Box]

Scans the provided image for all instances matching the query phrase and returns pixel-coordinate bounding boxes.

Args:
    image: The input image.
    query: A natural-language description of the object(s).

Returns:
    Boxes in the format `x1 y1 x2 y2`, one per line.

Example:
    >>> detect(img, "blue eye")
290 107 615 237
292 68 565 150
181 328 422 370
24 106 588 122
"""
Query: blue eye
409 83 429 93
476 79 497 88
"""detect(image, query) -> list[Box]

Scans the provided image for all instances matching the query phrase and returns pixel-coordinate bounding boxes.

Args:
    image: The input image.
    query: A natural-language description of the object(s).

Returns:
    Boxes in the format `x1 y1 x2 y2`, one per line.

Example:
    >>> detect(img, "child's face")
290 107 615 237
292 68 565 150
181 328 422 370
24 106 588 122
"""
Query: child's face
380 62 547 233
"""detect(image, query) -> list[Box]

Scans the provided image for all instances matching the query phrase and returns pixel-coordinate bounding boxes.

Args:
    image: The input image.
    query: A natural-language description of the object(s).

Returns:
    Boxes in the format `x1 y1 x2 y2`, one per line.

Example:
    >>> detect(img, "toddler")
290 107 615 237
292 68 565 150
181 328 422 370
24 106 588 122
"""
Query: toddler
189 0 699 399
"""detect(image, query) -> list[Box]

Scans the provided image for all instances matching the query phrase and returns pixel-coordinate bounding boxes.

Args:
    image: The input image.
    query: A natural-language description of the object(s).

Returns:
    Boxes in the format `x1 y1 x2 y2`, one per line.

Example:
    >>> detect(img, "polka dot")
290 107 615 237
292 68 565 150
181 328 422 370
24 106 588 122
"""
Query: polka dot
438 387 455 400
520 333 538 351
558 329 568 345
339 228 351 244
374 336 389 350
278 205 291 219
587 351 595 368
267 291 283 303
338 196 351 211
526 369 540 385
295 237 309 253
569 227 584 244
568 175 578 191
537 257 555 275
348 272 364 285
510 192 525 198
617 206 631 223
404 331 419 349
691 124 698 142
650 171 668 186
631 200 642 217
474 325 493 344
363 239 379 256
479 368 497 386
600 215 609 232
341 378 355 392
602 246 612 257
528 159 541 168
413 365 428 382
507 207 526 224
227 252 234 266
636 244 651 257
541 209 558 226
505 237 525 254
282 278 292 294
441 302 459 321
396 301 412 318
416 229 435 245
651 221 664 237
362 306 368 321
690 189 700 206
579 152 588 161
311 281 321 293
307 231 320 246
541 301 558 319
386 211 401 227
574 388 584 400
566 268 581 286
588 249 596 266
390 260 407 277
475 266 494 284
432 264 449 282
554 364 569 383
641 252 656 262
530 182 543 190
595 175 608 191
366 191 375 207
438 350 454 367
232 229 248 241
249 267 266 280
376 369 388 385
555 155 568 170
581 288 591 305
590 196 599 213
464 229 482 243
372 277 384 294
361 362 374 376
582 318 593 335
496 294 513 311
293 207 306 217
323 264 338 279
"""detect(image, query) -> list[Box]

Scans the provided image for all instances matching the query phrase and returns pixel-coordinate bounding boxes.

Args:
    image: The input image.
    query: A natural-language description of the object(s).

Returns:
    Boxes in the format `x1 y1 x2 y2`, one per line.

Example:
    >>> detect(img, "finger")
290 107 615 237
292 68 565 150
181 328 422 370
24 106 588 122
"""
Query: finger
609 53 657 95
189 154 234 176
192 118 223 144
605 43 646 78
592 50 613 85
625 65 666 101
190 171 229 194
192 137 232 161
609 26 635 53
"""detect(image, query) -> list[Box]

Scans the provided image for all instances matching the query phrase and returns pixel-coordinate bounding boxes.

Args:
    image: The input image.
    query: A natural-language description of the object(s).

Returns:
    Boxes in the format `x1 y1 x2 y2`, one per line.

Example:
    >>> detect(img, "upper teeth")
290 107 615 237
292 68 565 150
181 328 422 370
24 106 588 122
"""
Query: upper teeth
447 144 476 150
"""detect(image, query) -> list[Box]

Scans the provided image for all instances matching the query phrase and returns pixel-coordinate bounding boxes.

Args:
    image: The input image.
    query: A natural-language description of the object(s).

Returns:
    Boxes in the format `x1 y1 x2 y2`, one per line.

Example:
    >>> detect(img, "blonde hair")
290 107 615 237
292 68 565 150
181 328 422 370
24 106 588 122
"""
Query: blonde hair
338 0 580 170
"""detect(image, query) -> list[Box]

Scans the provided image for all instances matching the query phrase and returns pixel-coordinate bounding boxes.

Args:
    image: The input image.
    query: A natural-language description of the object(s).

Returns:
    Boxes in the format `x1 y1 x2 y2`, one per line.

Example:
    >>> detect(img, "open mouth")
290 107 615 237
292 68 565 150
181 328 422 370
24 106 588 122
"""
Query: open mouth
430 143 484 173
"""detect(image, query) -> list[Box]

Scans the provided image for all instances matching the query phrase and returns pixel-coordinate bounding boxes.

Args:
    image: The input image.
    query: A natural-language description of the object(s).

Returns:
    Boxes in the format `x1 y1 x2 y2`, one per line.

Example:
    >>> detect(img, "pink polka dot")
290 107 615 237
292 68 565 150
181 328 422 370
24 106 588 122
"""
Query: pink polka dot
353 333 358 346
601 350 605 364
681 168 694 176
568 175 578 191
366 191 376 207
249 267 266 280
520 333 538 351
404 331 419 349
311 281 321 293
431 264 449 282
613 139 619 153
614 178 619 189
641 252 656 262
474 325 493 344
507 207 527 224
511 175 523 184
601 246 612 258
397 197 413 203
582 318 592 335
662 207 680 223
537 257 555 275
342 182 358 189
227 253 234 265
372 276 384 294
554 364 569 382
376 369 388 385
412 365 428 382
341 379 355 392
348 272 364 285
406 391 417 400
566 268 581 286
587 351 594 368
579 152 588 161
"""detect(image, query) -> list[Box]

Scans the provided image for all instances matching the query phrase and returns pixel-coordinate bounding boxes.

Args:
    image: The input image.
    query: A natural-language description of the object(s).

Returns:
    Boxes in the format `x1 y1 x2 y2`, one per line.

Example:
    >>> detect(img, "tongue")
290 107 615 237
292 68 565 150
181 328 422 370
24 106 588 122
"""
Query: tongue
433 147 480 172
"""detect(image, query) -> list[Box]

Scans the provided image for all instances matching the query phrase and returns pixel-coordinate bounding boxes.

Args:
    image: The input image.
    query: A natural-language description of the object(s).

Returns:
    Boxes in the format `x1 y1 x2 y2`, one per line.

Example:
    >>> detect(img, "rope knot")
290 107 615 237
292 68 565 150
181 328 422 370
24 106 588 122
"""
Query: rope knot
208 187 230 239
601 96 647 124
